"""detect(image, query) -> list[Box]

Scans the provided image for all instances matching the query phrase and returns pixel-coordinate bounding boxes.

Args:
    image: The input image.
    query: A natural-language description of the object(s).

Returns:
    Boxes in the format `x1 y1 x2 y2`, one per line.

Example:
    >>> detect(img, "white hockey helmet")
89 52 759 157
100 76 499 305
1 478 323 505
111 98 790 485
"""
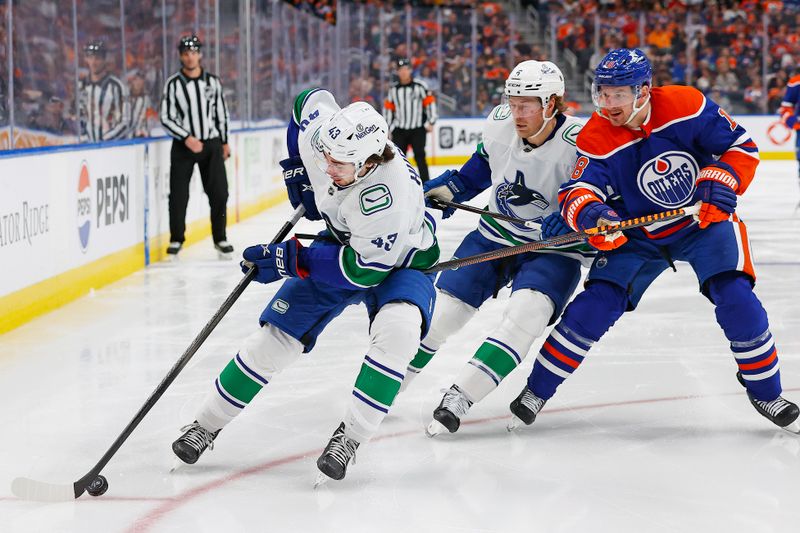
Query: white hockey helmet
318 101 389 178
504 60 565 107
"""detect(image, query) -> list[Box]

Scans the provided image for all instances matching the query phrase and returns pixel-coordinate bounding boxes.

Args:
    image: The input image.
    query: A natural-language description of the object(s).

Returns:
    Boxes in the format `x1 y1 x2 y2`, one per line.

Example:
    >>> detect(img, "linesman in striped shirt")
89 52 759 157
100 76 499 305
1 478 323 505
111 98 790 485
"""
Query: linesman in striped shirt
160 35 233 259
79 41 129 142
383 58 438 182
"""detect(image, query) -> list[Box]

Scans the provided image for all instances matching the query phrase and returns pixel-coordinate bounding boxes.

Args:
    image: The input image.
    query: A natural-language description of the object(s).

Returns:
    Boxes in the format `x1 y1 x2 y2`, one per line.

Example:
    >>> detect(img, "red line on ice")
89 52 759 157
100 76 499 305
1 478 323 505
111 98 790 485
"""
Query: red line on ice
126 387 800 532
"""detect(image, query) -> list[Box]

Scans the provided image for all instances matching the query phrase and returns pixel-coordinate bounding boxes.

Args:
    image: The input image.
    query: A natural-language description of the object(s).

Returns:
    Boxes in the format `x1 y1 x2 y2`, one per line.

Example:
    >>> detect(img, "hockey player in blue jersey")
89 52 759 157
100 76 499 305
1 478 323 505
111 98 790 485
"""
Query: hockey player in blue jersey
509 48 799 434
171 89 440 484
397 60 591 436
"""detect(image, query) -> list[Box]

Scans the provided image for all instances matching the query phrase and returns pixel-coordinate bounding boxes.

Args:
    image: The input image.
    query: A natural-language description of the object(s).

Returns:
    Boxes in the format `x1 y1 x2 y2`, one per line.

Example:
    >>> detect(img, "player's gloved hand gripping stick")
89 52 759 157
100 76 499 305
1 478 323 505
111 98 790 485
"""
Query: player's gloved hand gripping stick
425 203 701 274
10 206 306 502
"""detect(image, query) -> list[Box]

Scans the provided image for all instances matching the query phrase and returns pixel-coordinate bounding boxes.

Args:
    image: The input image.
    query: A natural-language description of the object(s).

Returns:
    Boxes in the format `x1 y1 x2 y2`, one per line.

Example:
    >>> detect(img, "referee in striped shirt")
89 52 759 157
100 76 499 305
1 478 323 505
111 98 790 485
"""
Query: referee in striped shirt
79 41 129 142
160 35 232 259
383 58 438 182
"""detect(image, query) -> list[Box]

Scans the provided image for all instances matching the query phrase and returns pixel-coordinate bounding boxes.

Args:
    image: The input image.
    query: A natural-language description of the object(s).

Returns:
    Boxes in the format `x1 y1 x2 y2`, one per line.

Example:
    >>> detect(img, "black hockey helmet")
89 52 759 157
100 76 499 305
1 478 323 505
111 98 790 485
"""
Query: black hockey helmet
178 35 202 53
396 57 411 69
84 41 106 57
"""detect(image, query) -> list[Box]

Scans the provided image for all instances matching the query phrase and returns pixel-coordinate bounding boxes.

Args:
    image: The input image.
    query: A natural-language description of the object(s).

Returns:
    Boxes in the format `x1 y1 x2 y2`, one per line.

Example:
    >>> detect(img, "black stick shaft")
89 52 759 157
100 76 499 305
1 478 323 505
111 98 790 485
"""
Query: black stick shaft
429 198 534 227
424 205 696 274
71 206 305 498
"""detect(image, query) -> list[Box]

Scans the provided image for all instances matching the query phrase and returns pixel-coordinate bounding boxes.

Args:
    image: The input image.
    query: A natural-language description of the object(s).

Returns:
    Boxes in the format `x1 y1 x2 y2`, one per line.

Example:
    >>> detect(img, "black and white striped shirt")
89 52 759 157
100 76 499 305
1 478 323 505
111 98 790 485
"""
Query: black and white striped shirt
80 74 129 142
383 79 438 130
130 95 151 137
160 70 229 143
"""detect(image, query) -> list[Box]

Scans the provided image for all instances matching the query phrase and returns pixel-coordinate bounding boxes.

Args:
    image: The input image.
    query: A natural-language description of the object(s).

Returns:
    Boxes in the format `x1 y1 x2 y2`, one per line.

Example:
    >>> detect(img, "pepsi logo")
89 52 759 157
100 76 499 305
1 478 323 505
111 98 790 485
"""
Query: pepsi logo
77 161 92 252
637 151 698 208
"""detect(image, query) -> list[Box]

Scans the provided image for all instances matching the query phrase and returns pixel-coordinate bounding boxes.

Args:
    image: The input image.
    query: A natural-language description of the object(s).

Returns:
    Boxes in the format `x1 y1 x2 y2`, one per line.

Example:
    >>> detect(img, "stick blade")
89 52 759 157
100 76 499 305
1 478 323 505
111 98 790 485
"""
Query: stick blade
11 477 78 502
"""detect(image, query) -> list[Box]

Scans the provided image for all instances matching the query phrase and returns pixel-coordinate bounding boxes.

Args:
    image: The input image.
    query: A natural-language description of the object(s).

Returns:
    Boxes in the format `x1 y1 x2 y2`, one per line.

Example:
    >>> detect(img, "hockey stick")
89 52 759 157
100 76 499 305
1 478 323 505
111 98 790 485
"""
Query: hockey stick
11 205 306 502
424 204 700 274
428 198 538 228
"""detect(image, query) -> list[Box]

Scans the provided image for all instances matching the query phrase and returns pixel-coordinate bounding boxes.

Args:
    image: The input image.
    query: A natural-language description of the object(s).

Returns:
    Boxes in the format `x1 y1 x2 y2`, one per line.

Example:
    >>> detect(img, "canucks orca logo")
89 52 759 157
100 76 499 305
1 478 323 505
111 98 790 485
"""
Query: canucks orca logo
495 170 549 232
637 151 698 208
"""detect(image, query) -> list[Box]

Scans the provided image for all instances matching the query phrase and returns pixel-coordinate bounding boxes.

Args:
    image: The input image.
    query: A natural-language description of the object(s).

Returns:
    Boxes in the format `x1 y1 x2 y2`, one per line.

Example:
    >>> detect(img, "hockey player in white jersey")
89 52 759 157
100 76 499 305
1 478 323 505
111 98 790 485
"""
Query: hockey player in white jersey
171 89 440 483
401 61 592 436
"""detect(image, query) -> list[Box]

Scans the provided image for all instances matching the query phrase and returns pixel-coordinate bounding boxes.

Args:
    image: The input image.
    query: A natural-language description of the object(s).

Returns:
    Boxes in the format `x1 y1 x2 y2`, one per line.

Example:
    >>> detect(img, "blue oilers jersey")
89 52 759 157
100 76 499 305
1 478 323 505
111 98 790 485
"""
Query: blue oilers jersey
560 85 760 245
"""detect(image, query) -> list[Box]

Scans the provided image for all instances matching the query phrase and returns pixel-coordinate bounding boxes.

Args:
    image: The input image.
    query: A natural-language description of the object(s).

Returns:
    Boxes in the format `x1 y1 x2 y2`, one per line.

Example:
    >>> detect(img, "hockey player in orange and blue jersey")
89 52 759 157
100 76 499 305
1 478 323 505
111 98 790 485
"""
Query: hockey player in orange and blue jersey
778 73 800 198
509 48 800 434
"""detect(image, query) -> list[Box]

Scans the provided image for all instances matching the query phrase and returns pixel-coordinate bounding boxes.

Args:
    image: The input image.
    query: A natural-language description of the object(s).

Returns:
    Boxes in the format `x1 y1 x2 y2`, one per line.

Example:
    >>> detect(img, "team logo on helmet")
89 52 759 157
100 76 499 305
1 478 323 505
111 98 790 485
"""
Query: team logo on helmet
603 60 616 69
637 151 698 208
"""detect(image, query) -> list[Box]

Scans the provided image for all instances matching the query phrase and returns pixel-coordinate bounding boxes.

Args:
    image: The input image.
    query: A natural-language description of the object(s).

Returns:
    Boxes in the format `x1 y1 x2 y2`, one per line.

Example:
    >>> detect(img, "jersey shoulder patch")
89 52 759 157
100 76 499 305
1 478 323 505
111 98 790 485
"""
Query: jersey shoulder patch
481 105 515 156
788 75 800 88
559 116 583 146
359 183 394 215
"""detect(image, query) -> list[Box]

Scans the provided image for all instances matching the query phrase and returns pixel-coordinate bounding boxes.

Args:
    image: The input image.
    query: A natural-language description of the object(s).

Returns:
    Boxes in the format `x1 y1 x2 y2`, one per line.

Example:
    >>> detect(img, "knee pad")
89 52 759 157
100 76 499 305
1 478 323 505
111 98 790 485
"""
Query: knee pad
707 272 768 341
423 290 478 349
239 323 304 376
370 302 424 364
504 289 555 340
561 280 627 341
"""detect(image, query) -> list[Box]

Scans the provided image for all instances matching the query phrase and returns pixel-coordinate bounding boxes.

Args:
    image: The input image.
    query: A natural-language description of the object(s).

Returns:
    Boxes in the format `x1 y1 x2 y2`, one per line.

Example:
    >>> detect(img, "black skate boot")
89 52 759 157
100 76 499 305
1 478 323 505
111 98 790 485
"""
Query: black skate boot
426 385 473 437
736 372 800 432
508 387 546 431
315 422 359 485
214 240 234 260
166 241 182 260
172 421 220 464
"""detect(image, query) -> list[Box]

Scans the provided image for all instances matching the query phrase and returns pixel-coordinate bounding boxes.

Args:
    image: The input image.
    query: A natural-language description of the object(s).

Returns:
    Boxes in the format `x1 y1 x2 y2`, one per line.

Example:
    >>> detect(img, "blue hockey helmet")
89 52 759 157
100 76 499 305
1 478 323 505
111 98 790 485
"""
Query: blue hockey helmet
593 48 652 88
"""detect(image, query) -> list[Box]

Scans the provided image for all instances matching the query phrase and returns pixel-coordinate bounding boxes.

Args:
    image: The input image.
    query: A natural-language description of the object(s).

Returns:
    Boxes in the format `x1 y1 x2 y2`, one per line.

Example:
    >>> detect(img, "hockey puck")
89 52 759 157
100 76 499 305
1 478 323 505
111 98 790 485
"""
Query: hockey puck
86 475 108 497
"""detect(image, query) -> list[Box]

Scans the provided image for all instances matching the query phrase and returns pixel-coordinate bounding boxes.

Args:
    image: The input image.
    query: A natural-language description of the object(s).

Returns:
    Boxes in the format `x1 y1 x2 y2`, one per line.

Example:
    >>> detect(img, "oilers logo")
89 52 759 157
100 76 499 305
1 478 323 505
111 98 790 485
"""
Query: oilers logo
77 161 92 252
494 170 549 232
637 151 698 208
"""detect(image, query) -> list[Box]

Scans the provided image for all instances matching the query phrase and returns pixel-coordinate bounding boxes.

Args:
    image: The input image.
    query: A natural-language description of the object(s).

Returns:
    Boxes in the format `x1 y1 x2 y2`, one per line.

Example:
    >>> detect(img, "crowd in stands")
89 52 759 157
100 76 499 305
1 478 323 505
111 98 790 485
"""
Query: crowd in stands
541 0 800 113
1 0 798 150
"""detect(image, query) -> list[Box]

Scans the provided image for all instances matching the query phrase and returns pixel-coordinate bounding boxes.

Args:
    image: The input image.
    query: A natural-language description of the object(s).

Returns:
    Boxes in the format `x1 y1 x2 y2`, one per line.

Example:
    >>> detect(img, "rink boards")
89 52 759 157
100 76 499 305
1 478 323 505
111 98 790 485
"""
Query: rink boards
0 114 796 335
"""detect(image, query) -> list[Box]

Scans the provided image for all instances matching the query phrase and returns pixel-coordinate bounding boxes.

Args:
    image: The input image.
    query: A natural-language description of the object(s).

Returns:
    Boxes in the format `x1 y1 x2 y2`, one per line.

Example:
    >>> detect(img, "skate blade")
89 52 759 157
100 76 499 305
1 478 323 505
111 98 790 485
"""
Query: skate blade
507 416 524 432
217 251 233 261
781 420 800 435
165 254 180 262
425 419 447 438
169 458 186 472
313 472 332 489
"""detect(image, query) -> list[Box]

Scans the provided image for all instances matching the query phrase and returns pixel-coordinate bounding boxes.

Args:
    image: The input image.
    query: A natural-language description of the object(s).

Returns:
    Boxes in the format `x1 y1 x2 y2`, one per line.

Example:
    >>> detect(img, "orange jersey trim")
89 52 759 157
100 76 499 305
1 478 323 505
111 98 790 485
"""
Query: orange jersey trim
577 86 706 158
719 149 759 194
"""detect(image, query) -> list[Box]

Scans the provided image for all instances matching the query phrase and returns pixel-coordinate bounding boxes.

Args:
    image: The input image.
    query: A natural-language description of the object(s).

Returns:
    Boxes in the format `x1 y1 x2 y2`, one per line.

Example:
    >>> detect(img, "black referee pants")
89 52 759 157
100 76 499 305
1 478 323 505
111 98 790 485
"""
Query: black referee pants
168 137 229 244
392 127 430 182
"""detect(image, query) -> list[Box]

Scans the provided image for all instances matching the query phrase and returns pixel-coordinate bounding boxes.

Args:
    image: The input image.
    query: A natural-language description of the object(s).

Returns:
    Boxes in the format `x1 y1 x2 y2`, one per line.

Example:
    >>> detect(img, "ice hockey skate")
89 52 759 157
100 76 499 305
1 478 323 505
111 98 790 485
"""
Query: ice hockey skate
172 421 220 465
507 387 546 431
426 385 473 437
314 422 359 488
736 372 800 434
214 240 234 260
166 241 182 261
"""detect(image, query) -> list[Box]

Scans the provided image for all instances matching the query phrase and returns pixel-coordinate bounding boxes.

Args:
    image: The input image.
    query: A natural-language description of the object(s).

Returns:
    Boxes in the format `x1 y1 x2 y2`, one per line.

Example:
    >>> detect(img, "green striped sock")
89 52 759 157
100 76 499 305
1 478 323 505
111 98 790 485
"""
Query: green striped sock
217 355 267 406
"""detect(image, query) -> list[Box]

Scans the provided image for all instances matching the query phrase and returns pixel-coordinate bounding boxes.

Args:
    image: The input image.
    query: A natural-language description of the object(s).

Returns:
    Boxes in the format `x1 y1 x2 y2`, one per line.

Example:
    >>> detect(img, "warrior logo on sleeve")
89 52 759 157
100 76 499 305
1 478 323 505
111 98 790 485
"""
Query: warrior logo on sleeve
637 151 698 208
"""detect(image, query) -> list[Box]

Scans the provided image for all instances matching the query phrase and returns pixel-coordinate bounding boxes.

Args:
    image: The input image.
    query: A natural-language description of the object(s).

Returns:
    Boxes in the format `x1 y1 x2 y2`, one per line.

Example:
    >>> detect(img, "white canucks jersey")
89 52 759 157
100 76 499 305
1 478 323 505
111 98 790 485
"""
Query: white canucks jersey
293 89 438 287
477 105 592 262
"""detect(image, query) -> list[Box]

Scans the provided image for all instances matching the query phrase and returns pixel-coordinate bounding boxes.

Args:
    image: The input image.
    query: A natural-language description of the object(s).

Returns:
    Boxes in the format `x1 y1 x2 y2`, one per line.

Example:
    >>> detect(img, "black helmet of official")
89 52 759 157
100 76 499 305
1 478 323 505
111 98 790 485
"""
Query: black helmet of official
178 35 202 53
396 57 411 69
84 41 107 57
